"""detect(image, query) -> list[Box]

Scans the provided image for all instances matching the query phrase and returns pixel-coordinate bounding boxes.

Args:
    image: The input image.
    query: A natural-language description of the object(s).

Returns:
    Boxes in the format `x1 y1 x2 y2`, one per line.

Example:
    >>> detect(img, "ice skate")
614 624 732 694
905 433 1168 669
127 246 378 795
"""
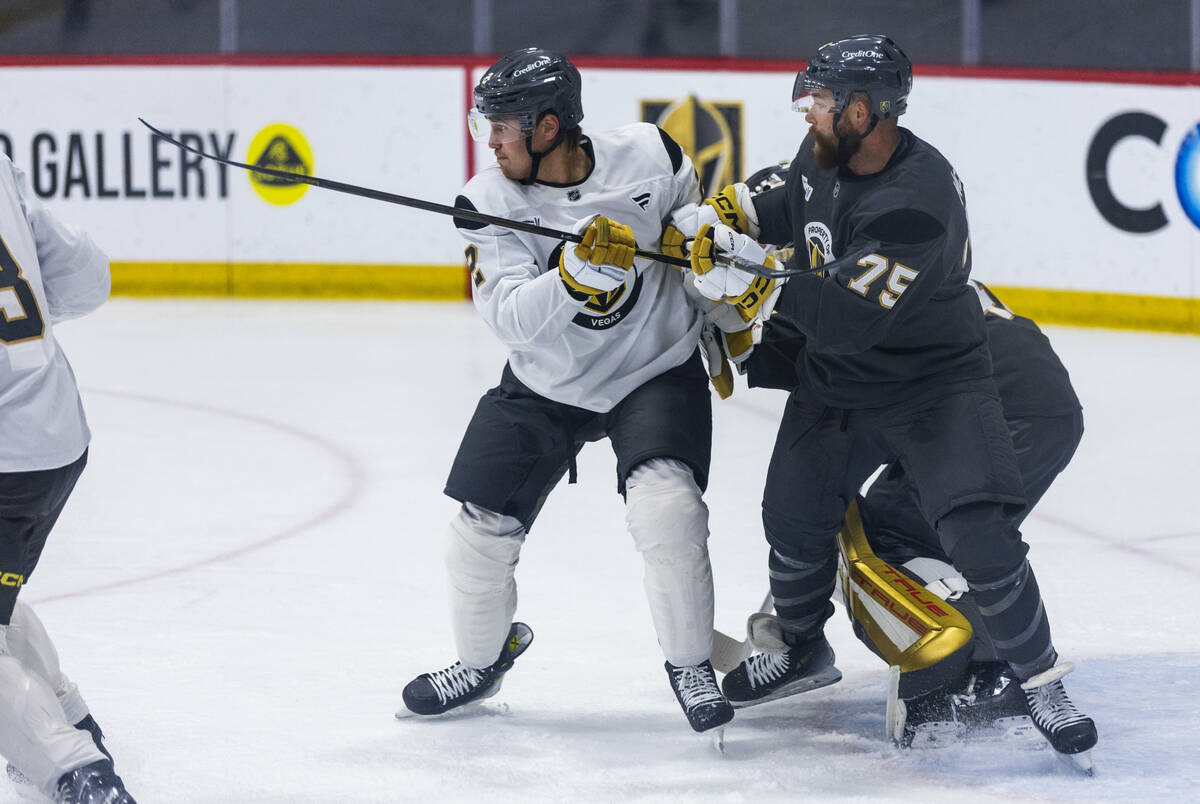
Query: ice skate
887 662 1038 748
8 715 115 798
1020 662 1097 775
721 633 841 708
953 662 1037 743
892 686 960 748
398 622 533 717
54 760 136 804
665 660 734 741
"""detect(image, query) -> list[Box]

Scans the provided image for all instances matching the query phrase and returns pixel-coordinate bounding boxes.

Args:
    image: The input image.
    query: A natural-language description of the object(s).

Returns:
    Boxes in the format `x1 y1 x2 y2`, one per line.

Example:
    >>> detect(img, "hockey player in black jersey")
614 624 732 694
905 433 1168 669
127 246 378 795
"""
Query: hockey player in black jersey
746 277 1087 755
680 35 1096 769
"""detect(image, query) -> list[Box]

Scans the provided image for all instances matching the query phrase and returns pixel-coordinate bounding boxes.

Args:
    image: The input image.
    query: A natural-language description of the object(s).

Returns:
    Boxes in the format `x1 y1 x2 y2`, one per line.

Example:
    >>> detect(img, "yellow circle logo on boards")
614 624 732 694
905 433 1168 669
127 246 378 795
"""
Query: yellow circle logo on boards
246 123 313 205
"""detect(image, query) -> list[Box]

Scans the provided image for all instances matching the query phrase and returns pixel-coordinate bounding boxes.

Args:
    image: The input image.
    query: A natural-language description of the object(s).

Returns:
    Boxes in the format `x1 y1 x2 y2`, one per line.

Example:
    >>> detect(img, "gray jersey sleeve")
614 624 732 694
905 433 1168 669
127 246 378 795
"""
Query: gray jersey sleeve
12 162 110 324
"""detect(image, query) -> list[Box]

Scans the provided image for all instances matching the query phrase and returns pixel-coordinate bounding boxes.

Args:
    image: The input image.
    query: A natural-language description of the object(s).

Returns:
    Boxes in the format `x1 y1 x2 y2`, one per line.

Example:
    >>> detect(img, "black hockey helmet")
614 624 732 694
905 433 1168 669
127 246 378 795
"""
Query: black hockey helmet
794 34 913 119
470 47 584 142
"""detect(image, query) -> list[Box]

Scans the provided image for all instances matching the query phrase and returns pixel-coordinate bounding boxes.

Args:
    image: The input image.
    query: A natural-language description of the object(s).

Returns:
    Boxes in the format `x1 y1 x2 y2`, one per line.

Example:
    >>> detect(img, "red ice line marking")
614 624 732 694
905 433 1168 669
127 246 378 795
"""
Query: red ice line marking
30 388 368 604
1029 511 1200 578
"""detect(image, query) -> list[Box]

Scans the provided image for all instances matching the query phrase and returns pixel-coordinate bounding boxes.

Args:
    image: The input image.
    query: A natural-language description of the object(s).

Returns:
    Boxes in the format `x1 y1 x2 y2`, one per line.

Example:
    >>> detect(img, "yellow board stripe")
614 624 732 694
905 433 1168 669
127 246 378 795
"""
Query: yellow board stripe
109 264 1200 333
111 262 469 300
989 285 1200 334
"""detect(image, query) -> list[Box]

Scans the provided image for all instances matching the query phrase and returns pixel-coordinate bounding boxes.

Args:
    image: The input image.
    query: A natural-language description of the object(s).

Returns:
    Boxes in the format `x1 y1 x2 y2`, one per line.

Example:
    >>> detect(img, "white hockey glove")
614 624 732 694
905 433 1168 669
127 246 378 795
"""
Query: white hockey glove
690 223 784 323
667 182 760 243
558 215 637 296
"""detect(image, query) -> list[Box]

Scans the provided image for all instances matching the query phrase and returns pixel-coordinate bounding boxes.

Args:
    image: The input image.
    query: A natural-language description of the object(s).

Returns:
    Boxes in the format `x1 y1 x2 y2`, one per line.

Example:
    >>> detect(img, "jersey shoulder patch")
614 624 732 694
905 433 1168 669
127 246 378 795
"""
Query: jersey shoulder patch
862 208 945 245
657 127 685 174
453 194 487 231
457 167 529 232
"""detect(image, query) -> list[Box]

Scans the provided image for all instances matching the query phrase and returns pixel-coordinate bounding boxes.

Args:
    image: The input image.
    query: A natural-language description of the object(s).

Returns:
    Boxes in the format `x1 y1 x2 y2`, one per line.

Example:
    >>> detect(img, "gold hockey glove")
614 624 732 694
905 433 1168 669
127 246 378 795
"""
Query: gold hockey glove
701 182 760 238
559 215 637 295
661 223 689 263
699 323 758 399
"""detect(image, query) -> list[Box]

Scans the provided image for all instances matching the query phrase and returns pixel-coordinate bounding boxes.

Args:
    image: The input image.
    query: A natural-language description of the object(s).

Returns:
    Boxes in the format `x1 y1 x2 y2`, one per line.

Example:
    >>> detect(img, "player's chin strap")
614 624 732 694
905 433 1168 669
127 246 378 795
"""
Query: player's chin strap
520 129 567 186
831 109 881 144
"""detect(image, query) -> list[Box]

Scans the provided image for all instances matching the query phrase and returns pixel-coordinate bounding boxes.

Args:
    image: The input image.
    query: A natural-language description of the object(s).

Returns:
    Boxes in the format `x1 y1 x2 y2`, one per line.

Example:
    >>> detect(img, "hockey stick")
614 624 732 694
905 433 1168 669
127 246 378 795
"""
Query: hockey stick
139 118 869 280
710 591 773 674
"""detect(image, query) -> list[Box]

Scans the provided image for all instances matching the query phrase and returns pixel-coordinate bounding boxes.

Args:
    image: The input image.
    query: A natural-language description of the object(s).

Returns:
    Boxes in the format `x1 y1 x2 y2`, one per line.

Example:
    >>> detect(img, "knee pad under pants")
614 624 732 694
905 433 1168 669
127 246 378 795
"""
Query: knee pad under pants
5 602 88 724
0 654 104 796
624 458 713 667
445 503 525 669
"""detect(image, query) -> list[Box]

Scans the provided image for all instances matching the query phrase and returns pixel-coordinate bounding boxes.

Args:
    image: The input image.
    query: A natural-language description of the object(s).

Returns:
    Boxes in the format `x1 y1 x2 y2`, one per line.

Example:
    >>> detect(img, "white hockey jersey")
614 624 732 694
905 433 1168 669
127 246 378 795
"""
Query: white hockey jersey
0 155 109 472
457 123 703 412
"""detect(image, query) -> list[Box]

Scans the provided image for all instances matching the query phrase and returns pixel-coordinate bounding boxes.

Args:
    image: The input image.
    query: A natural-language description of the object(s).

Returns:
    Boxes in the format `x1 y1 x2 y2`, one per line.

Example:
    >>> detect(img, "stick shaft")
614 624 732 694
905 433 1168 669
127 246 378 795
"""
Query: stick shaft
139 118 861 279
138 118 689 267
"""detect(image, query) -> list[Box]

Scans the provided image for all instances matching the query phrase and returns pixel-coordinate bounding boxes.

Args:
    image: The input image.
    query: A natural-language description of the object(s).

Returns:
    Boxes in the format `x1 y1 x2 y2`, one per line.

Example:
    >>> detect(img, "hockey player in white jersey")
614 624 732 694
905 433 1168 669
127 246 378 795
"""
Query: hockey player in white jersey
0 155 137 801
398 47 735 735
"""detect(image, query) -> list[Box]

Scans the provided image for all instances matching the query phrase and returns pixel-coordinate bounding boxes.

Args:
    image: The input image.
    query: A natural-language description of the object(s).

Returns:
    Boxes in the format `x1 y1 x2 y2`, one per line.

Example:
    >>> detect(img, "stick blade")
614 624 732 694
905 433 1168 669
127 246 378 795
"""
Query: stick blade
711 629 749 674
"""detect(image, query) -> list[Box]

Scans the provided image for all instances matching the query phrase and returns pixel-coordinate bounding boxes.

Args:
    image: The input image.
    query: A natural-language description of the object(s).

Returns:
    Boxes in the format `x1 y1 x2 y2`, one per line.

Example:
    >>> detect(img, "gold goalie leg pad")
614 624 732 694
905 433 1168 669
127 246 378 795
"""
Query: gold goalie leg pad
836 499 973 673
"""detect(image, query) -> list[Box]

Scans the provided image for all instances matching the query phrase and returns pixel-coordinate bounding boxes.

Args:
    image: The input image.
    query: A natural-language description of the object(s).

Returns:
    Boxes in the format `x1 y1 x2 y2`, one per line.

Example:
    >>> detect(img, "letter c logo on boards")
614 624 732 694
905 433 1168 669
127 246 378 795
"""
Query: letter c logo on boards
1085 110 1200 233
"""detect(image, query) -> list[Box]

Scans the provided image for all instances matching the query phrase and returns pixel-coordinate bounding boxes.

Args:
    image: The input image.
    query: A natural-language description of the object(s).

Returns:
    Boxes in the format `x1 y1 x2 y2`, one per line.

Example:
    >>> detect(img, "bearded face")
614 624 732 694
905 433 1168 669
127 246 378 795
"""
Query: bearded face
812 111 865 170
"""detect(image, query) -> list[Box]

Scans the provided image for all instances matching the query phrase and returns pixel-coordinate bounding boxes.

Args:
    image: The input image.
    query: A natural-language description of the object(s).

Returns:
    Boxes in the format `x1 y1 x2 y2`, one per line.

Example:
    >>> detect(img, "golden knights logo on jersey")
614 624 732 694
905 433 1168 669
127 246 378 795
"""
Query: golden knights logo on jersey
804 221 834 276
573 271 645 330
642 96 743 197
546 240 647 331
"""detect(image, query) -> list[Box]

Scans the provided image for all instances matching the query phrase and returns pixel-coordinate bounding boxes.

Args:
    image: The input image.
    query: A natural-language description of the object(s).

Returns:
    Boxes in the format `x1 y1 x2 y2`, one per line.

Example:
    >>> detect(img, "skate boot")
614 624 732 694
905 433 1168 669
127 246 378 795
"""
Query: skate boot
892 684 960 748
665 660 734 733
1021 662 1097 774
55 760 136 804
400 622 533 716
952 662 1035 741
721 632 841 708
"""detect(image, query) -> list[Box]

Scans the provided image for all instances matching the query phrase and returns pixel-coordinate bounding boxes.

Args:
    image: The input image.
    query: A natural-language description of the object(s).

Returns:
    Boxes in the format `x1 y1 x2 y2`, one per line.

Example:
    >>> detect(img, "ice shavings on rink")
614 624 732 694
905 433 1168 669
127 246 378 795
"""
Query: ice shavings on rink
7 299 1197 803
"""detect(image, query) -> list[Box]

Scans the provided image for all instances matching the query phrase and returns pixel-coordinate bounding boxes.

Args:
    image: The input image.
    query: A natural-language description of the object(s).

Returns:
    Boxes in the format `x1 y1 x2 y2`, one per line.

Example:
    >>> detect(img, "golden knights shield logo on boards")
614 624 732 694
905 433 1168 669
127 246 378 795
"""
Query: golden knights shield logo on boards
641 96 743 197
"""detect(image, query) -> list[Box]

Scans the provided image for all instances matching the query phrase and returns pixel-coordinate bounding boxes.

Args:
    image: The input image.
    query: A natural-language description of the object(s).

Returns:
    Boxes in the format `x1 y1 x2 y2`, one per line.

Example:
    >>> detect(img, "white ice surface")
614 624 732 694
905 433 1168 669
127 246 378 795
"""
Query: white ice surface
8 298 1199 802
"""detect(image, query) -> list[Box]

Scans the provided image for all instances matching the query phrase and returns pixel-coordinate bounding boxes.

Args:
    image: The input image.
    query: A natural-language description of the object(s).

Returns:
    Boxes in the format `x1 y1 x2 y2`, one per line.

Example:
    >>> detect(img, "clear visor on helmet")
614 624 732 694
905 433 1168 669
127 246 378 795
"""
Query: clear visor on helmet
791 73 837 114
467 108 530 144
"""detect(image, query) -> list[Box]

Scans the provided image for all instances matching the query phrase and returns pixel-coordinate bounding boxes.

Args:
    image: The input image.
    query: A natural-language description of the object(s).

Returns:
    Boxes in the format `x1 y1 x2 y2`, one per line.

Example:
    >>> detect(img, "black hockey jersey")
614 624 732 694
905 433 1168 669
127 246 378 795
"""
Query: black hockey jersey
747 280 1080 419
967 280 1080 417
753 129 991 408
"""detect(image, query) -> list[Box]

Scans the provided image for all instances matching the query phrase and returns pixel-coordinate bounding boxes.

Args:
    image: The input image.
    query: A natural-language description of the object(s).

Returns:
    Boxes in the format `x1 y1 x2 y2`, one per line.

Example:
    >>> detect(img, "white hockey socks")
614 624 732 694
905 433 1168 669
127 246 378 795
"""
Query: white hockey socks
445 503 526 669
6 601 90 724
625 458 714 668
0 653 105 797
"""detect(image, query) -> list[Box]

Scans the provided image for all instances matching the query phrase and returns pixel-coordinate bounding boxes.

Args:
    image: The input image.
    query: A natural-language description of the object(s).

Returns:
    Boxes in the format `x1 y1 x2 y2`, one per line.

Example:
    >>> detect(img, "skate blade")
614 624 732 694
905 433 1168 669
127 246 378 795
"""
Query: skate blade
729 666 843 709
394 700 510 720
993 716 1044 749
906 721 961 749
709 726 727 756
1055 748 1095 777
